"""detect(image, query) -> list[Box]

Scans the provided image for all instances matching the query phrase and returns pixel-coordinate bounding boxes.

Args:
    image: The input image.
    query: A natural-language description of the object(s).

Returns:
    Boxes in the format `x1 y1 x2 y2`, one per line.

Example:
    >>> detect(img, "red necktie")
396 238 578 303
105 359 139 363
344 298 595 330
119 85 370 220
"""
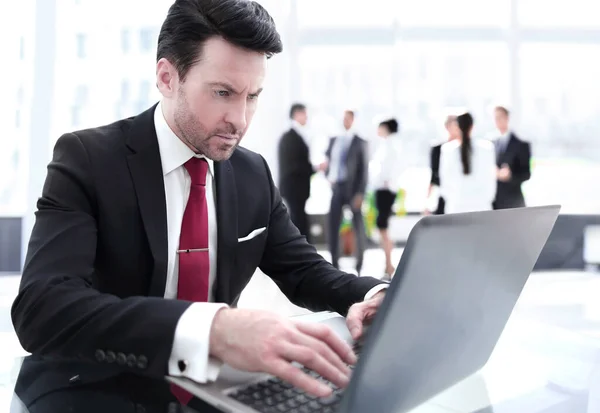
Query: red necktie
177 157 210 302
171 157 210 405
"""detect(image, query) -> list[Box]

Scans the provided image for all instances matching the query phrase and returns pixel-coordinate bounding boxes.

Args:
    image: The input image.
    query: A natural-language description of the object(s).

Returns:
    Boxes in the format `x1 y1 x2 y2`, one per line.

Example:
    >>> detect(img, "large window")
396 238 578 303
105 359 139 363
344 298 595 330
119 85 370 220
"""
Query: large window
396 0 510 27
297 45 395 148
519 0 600 28
0 0 34 216
394 41 510 166
6 0 600 218
519 43 600 162
297 0 395 29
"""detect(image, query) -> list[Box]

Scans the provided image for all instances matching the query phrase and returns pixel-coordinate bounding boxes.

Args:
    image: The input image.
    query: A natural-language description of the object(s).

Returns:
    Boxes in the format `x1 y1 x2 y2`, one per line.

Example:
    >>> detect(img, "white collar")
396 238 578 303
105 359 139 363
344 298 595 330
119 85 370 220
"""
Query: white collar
342 128 356 139
291 120 307 139
154 101 215 177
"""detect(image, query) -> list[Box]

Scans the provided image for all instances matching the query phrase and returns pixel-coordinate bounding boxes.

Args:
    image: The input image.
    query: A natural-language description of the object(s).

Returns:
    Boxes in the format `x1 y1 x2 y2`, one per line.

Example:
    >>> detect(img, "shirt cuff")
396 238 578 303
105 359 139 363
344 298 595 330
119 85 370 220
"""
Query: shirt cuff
364 284 389 301
168 302 229 383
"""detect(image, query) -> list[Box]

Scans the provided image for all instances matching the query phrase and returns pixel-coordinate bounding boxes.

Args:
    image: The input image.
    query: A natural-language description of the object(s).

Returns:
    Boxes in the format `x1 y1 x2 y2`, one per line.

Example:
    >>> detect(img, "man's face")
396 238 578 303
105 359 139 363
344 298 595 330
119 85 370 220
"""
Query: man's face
294 110 308 126
494 110 509 134
158 37 267 161
343 112 354 130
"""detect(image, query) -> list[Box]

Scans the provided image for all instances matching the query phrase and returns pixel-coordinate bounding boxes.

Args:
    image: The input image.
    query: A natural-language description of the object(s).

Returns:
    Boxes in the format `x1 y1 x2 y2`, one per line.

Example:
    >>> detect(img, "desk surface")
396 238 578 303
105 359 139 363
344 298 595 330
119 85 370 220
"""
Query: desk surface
4 271 600 412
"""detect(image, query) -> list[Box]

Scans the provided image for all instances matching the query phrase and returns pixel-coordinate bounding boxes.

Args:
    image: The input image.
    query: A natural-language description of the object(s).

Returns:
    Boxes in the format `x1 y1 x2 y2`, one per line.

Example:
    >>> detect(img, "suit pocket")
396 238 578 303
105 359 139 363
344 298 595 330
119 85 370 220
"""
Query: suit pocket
237 227 267 243
236 227 268 273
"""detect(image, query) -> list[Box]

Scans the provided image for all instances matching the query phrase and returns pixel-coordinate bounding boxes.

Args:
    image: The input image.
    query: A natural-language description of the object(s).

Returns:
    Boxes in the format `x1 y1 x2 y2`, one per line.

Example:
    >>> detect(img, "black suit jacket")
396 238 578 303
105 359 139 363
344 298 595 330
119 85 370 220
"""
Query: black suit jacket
11 106 383 406
494 133 531 209
278 128 313 201
429 144 445 215
325 135 369 199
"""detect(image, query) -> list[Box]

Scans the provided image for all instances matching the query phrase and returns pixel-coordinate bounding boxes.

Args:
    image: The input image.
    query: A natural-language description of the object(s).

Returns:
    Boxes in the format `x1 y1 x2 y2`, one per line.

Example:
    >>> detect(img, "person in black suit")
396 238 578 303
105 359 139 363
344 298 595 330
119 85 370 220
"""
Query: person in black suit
324 110 369 275
10 2 388 412
492 106 532 209
278 103 314 242
427 115 460 215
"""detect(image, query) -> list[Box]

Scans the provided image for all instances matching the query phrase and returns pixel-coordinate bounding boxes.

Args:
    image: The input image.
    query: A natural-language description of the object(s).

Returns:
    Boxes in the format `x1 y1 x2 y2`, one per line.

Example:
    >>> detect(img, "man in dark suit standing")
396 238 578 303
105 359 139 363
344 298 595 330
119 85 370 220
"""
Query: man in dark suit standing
325 110 369 275
278 103 314 242
492 106 532 209
10 2 388 411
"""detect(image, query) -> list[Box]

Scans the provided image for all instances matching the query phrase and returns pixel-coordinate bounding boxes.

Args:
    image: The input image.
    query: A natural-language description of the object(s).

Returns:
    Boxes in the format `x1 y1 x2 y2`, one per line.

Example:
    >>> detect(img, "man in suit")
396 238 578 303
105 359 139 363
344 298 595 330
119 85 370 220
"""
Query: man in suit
10 1 388 411
492 106 532 209
325 110 369 275
278 103 314 242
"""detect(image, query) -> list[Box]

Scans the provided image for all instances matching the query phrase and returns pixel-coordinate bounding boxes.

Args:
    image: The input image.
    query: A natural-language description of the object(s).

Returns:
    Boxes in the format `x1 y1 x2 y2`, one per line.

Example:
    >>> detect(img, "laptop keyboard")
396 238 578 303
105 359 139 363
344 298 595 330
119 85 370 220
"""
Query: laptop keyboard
228 342 363 413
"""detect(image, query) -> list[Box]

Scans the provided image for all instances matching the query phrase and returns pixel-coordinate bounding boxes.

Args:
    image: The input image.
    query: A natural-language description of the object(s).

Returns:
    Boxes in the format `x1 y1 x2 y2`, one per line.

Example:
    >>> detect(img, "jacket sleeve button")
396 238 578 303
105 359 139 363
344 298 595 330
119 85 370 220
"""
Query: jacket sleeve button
126 354 137 368
106 351 116 363
137 355 148 370
117 352 127 365
95 349 106 362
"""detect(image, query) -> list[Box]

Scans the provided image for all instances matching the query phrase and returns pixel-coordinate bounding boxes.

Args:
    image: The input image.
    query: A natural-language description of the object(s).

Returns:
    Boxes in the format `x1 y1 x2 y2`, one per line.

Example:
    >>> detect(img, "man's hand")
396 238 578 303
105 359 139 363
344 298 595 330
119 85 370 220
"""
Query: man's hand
497 164 512 182
209 308 356 397
352 195 363 210
346 291 386 341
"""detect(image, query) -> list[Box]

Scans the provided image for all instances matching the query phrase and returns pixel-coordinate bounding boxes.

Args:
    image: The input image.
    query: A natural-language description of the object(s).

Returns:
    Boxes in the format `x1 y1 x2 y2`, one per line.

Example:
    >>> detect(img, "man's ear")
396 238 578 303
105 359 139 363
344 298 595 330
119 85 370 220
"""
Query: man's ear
156 58 178 98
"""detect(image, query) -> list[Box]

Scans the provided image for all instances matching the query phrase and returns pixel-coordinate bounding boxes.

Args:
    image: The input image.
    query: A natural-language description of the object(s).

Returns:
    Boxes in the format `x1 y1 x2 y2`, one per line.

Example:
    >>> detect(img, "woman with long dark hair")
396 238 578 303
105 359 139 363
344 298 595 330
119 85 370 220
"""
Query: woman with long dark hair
439 112 497 213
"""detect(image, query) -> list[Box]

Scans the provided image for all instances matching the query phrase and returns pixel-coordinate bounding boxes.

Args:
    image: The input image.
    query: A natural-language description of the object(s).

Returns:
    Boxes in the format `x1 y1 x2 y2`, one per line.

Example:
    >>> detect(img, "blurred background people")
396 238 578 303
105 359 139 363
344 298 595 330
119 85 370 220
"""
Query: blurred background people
325 110 368 274
370 118 403 279
278 103 314 242
440 112 497 213
493 106 532 210
426 115 461 215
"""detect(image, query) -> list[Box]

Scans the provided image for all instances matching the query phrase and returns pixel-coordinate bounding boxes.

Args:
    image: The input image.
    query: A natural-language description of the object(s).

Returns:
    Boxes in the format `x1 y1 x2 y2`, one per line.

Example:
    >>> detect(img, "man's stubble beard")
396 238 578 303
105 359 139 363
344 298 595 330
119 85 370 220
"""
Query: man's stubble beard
173 90 241 162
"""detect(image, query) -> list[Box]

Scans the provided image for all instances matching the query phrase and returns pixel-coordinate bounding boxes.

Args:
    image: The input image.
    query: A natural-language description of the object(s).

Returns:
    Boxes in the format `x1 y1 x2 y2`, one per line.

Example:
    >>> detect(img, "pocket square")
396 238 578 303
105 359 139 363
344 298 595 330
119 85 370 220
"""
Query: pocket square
237 227 267 243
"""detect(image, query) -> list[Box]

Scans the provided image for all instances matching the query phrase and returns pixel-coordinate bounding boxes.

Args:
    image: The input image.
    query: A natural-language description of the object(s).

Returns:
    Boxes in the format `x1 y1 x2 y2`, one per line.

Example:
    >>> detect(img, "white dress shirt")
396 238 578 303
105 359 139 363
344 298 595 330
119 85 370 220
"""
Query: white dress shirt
439 139 497 214
328 129 355 183
155 103 387 383
496 131 511 155
155 103 225 383
291 120 311 148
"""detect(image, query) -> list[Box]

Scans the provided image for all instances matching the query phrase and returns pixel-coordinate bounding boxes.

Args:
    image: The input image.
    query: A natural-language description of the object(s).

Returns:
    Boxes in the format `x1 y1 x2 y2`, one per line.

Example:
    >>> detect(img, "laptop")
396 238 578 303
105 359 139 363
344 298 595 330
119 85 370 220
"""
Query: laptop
168 205 561 413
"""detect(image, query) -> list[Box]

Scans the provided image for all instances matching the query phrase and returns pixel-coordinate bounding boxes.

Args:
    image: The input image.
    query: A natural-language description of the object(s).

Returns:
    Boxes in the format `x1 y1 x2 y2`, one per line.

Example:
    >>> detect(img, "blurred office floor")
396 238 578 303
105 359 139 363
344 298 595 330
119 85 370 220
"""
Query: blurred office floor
1 249 600 412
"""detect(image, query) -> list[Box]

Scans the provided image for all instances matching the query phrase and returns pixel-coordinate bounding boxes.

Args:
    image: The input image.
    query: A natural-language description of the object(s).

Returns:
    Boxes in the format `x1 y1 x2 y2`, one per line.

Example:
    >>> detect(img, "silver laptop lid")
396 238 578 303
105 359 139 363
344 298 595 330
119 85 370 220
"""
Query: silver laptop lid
340 206 560 413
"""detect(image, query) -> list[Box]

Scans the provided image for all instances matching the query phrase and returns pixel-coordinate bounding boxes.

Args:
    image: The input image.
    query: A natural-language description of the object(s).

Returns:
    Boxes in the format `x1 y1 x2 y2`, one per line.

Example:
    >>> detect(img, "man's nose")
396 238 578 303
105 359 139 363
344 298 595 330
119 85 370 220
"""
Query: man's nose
224 102 247 132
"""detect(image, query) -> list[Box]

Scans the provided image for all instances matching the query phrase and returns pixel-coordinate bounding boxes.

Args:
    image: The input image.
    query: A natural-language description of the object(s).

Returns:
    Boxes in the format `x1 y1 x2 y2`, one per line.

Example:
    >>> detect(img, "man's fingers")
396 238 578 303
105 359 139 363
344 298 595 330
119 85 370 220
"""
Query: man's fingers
295 322 356 365
269 360 332 397
280 343 350 390
346 313 363 340
292 327 352 376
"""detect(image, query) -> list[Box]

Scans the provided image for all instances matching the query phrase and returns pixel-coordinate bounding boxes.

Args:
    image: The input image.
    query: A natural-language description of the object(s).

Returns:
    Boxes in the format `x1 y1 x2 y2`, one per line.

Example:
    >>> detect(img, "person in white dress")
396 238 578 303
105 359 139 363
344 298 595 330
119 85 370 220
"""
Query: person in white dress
439 112 497 214
370 118 405 278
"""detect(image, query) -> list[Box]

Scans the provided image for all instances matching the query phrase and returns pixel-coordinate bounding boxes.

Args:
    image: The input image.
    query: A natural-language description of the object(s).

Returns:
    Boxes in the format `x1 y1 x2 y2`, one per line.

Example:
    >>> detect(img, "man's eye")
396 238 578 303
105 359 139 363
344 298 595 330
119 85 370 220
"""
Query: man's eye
248 94 258 101
216 90 230 97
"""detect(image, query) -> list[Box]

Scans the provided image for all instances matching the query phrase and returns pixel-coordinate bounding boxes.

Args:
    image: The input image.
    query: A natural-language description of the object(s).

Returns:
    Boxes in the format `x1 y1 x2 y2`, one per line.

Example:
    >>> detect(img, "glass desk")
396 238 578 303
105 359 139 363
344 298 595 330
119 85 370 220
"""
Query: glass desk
4 271 600 412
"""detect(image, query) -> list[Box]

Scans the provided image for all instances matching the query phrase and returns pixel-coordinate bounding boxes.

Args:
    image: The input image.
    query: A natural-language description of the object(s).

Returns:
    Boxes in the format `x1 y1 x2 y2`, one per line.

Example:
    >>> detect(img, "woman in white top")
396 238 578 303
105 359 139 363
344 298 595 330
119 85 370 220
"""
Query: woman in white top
371 118 404 278
439 112 497 214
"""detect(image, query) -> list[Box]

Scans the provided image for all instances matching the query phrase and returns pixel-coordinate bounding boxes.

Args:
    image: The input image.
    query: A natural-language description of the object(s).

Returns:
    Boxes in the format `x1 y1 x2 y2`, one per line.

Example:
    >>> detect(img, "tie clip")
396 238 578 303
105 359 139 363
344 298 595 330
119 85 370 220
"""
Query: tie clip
177 248 209 253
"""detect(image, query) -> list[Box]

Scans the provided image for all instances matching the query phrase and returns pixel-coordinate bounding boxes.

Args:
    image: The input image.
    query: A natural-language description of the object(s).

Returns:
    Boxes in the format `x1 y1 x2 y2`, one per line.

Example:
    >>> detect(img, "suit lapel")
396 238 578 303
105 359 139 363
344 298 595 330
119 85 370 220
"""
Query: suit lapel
125 105 169 297
214 159 238 303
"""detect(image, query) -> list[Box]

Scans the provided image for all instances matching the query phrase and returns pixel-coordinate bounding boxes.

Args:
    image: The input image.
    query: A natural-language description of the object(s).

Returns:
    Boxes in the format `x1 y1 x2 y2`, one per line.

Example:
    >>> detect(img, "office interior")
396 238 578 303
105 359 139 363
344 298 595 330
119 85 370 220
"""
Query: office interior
1 0 600 411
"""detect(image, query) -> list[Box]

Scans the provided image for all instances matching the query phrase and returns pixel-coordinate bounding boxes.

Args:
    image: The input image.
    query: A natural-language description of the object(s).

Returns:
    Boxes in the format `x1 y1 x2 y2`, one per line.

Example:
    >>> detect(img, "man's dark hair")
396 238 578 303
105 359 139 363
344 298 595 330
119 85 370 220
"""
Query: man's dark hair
289 103 306 119
157 0 283 81
495 106 510 117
